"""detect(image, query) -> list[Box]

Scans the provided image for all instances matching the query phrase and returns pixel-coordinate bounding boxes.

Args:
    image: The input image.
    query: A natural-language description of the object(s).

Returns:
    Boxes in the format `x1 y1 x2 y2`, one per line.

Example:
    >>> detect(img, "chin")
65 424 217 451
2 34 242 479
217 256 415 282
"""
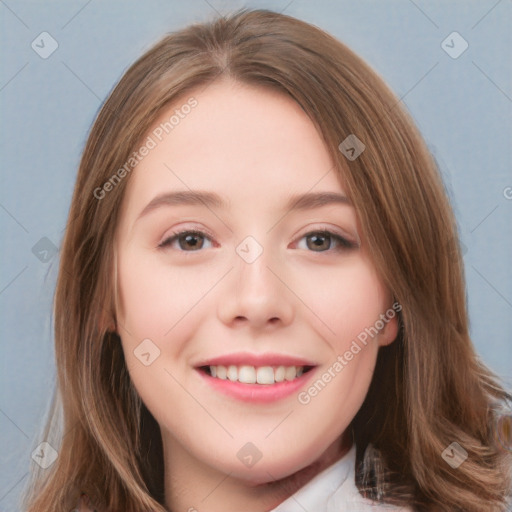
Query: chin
215 448 317 486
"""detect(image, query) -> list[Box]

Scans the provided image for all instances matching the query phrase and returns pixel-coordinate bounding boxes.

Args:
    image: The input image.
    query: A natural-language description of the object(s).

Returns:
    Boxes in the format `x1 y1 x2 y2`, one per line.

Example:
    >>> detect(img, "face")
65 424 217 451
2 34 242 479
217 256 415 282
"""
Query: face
114 78 398 484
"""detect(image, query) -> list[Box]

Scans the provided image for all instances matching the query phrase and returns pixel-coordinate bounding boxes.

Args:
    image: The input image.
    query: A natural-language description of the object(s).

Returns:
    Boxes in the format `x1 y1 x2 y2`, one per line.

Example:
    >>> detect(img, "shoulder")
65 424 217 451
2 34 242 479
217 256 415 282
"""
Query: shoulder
337 485 414 511
340 480 415 511
332 449 414 511
337 487 414 511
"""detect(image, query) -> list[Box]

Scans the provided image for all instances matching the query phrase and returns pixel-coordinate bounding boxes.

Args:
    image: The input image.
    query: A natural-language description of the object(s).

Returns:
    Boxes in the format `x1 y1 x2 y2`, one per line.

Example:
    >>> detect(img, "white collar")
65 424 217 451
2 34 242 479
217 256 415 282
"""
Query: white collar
269 444 412 512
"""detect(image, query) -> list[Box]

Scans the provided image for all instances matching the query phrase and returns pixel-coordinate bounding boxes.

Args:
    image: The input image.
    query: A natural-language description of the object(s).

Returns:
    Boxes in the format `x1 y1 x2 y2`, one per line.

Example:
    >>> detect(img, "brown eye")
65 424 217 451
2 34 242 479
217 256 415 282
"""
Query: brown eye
159 230 212 251
306 233 331 251
300 230 357 252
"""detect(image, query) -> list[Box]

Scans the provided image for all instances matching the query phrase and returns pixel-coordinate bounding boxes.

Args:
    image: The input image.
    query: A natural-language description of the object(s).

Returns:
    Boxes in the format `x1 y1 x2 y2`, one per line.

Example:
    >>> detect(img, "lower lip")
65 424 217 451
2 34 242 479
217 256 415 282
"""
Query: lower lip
196 368 317 403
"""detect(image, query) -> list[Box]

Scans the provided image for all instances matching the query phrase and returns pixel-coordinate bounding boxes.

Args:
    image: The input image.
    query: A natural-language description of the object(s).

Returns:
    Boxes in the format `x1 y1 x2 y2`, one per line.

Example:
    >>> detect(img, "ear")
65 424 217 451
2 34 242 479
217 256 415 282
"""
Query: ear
377 309 399 347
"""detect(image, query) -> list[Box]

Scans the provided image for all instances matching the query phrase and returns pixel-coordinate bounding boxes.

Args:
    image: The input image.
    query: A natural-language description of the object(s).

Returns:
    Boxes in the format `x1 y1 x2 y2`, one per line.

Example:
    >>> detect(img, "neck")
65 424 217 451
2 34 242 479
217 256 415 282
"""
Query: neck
163 431 353 512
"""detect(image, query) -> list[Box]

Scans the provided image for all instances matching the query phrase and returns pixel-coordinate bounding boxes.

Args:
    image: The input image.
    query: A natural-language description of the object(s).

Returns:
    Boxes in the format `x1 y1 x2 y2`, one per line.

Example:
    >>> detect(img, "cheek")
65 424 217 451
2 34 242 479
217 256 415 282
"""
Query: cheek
116 250 213 344
293 261 386 439
302 260 388 348
298 346 377 448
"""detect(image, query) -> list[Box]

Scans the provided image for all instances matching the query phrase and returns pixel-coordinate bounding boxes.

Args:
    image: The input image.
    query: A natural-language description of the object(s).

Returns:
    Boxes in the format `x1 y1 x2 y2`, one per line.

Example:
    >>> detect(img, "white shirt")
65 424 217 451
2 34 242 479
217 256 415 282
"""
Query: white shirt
270 444 413 512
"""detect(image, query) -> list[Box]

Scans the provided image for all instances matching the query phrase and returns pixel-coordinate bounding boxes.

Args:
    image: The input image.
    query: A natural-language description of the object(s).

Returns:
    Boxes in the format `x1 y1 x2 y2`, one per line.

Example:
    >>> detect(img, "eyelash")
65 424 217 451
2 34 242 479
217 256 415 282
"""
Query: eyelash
158 228 358 254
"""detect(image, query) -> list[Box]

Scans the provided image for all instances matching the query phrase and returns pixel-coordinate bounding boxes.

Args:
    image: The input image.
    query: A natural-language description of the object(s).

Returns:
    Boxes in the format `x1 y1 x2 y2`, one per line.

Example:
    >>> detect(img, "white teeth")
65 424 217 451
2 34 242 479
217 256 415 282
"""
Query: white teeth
215 365 227 379
284 366 297 381
238 365 256 384
256 366 275 385
275 365 285 383
206 364 307 384
227 365 238 381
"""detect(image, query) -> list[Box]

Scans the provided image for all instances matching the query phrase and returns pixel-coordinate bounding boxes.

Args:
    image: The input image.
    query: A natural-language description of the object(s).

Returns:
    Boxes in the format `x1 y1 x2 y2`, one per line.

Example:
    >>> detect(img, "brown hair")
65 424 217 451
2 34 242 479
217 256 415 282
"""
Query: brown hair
22 8 512 512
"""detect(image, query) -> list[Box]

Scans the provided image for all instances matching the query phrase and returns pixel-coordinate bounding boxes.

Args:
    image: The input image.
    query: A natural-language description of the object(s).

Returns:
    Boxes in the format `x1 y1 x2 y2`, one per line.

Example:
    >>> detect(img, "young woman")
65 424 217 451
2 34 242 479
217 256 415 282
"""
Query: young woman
22 8 512 512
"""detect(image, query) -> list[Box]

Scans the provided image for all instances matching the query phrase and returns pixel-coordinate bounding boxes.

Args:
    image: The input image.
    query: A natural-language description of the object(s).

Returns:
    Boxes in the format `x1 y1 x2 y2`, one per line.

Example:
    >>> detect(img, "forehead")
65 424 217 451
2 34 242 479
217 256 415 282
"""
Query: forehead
120 78 346 221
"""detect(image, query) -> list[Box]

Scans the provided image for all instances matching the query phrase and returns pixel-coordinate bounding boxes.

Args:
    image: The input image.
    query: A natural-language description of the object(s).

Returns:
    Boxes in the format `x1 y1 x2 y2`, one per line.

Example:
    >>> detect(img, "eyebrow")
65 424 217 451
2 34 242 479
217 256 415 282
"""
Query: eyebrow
136 190 351 220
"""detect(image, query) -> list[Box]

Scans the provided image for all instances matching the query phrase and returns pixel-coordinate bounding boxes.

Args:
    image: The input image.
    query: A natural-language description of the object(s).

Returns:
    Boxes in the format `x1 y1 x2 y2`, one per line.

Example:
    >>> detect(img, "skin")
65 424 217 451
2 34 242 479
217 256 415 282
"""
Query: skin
114 78 398 512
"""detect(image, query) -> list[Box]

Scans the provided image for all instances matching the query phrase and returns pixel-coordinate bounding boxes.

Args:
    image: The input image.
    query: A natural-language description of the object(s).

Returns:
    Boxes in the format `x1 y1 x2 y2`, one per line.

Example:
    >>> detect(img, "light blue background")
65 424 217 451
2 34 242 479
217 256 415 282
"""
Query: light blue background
1 1 511 510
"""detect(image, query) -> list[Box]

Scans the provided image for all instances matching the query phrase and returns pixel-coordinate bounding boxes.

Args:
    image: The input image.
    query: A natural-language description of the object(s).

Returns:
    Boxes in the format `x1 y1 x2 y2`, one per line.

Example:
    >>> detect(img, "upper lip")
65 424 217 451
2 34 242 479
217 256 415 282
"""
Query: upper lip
194 352 317 368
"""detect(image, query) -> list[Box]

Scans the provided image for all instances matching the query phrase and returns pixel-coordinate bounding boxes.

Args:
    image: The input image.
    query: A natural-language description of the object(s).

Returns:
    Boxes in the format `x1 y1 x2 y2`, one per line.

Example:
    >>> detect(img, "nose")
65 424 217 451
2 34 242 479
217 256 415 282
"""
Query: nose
217 247 294 331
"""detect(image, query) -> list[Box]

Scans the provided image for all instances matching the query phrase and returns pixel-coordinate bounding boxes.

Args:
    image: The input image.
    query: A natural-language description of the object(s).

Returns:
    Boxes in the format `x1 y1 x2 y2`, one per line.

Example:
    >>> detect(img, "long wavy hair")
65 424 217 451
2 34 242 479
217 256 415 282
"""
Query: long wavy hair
22 8 512 512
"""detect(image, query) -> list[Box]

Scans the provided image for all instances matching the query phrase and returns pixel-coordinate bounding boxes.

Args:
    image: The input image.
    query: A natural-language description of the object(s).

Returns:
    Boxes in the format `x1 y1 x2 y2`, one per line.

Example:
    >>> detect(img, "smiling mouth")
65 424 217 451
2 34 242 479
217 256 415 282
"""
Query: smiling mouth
198 365 315 385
